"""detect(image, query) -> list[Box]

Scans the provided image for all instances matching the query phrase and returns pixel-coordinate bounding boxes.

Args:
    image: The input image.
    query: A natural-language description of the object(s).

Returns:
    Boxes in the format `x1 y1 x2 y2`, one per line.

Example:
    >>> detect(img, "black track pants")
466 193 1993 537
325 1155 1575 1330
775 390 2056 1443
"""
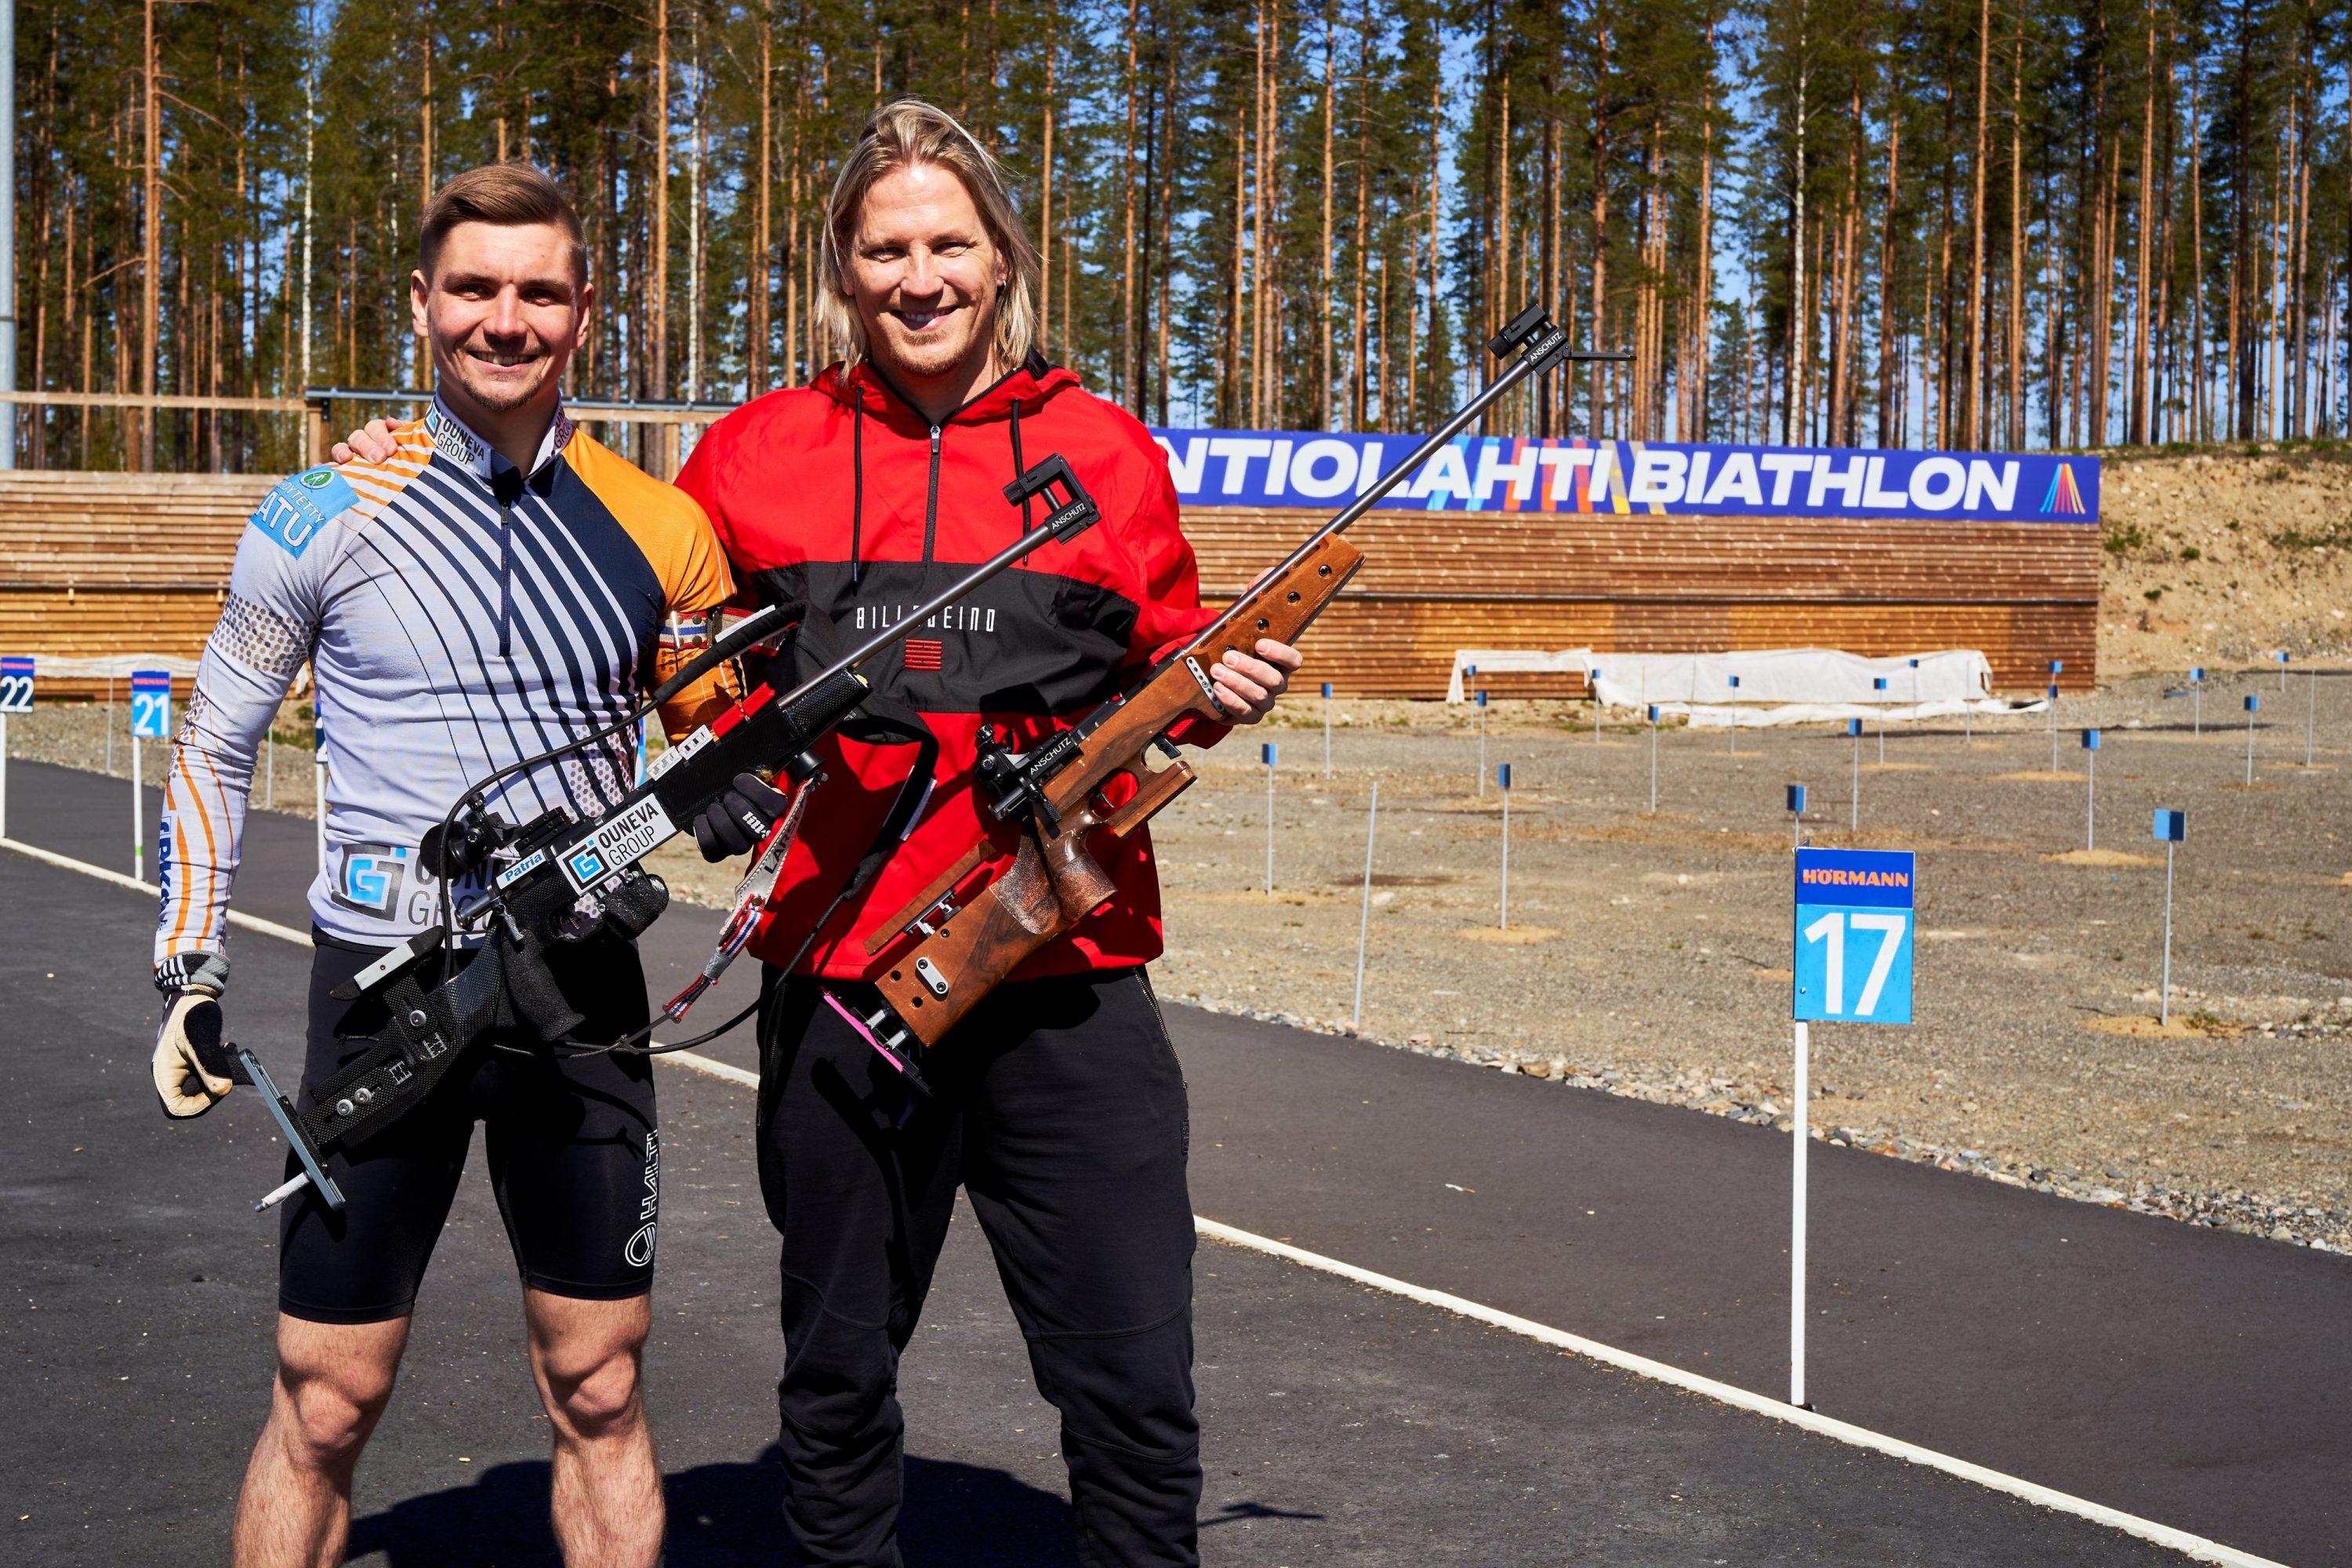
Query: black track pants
756 966 1200 1568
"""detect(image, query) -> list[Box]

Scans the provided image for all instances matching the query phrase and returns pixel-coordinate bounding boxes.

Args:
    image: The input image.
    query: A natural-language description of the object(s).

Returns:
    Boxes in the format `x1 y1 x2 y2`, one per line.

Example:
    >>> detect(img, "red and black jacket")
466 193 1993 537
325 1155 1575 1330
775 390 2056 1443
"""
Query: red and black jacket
675 357 1227 981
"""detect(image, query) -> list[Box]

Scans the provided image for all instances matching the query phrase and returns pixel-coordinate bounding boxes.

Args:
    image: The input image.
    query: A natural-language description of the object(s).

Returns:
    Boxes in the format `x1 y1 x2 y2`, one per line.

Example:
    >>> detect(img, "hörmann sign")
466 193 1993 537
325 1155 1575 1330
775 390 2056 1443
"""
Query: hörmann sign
1147 430 2099 522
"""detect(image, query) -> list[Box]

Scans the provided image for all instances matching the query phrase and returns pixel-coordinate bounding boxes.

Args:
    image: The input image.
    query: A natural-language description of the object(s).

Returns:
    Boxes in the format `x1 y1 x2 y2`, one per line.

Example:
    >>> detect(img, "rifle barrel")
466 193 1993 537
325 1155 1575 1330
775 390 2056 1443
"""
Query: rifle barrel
1207 331 1630 643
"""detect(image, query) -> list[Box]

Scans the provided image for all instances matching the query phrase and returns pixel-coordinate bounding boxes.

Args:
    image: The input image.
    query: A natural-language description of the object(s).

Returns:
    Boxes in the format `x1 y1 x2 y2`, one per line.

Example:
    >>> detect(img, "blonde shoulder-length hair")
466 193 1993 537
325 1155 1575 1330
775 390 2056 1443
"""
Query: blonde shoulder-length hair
815 99 1042 373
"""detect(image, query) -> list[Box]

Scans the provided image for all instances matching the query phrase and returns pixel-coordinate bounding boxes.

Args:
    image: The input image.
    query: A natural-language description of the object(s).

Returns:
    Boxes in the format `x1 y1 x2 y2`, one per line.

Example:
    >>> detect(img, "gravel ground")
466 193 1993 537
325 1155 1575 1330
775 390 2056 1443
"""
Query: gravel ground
14 674 2347 1254
1140 673 2350 1255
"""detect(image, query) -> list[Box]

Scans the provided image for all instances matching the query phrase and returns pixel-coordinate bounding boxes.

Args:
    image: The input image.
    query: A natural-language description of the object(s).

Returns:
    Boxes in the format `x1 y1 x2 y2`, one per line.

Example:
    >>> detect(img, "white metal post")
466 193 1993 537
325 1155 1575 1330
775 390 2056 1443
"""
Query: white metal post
1475 692 1487 796
2087 747 2095 850
1352 782 1377 1029
1323 681 1333 777
105 676 114 775
1850 722 1861 831
2161 842 2176 1025
1263 743 1276 897
1791 1017 1810 1409
0 712 9 840
130 733 143 880
2307 670 2318 768
1592 666 1602 750
1497 765 1512 929
1647 706 1659 814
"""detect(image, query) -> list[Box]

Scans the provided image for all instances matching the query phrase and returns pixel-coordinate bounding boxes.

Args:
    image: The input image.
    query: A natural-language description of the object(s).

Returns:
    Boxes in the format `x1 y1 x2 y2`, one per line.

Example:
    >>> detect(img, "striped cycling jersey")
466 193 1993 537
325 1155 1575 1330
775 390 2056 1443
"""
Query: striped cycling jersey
154 397 734 991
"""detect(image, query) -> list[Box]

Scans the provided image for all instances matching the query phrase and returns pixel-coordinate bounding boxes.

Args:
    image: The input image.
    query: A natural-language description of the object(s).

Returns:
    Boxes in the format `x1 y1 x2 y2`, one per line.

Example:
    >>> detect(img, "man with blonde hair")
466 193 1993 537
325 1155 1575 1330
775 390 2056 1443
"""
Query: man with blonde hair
679 100 1300 1564
162 162 737 1566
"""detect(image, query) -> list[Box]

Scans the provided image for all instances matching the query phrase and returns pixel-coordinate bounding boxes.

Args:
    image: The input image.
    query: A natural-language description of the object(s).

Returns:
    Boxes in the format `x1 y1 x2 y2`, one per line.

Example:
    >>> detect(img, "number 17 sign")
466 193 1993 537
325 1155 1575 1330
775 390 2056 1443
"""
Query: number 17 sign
1793 848 1915 1025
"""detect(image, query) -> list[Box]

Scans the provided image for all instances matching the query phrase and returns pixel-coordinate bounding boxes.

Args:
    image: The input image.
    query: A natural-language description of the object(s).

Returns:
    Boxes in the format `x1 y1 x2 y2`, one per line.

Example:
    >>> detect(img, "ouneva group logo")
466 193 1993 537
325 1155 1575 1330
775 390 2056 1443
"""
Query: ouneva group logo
1146 429 2100 523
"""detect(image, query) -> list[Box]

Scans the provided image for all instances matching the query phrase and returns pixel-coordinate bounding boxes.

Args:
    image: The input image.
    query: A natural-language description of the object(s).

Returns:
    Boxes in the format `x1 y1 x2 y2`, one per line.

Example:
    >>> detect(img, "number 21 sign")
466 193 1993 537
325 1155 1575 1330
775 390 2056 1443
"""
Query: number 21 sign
1793 848 1915 1025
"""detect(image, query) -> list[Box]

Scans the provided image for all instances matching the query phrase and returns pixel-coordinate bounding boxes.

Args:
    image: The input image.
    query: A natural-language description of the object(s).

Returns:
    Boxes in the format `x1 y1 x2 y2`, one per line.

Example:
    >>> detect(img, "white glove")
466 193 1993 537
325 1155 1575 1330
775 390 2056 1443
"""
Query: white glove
152 989 235 1119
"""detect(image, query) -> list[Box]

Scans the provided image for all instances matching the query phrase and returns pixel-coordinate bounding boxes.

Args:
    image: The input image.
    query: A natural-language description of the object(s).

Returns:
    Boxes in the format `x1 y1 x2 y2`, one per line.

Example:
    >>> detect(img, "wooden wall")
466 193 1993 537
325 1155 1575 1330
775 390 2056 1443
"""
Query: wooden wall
1183 505 2100 696
0 473 2100 701
0 472 272 697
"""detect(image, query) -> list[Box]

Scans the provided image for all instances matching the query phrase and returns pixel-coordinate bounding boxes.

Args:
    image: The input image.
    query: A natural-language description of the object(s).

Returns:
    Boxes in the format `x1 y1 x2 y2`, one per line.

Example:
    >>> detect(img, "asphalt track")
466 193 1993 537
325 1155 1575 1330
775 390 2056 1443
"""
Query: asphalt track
3 758 2343 1565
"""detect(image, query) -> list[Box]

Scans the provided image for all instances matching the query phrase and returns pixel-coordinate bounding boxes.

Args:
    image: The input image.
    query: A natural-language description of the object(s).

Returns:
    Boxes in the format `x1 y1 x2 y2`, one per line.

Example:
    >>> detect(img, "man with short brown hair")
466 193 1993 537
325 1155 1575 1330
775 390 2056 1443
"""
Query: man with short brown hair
156 162 732 1567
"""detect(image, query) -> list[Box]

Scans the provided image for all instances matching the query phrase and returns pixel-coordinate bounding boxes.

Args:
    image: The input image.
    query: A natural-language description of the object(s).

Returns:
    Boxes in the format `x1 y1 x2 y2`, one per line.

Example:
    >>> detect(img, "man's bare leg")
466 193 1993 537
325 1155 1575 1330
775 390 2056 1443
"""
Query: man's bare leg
524 1288 662 1567
232 1314 410 1568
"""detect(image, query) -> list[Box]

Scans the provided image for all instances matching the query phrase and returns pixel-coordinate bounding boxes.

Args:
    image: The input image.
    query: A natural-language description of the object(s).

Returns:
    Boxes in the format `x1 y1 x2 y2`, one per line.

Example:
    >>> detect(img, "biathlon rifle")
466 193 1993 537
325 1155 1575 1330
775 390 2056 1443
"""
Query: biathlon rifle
203 456 1105 1214
848 303 1631 1062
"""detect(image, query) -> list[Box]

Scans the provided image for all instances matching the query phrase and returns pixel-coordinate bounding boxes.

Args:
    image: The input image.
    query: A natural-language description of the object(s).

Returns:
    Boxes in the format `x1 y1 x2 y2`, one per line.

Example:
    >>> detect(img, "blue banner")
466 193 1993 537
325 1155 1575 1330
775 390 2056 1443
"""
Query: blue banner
1148 430 2098 523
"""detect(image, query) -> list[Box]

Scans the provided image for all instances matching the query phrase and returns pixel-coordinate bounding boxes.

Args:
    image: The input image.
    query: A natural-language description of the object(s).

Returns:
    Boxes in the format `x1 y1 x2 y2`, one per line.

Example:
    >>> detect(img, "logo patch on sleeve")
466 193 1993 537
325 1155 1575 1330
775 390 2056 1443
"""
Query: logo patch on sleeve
250 468 357 557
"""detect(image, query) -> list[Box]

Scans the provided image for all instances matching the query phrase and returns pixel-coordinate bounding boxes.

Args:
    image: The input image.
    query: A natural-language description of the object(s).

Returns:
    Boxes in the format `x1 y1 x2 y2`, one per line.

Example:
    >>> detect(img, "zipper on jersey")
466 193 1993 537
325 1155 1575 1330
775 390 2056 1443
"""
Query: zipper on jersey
488 461 527 659
497 503 514 657
920 423 942 564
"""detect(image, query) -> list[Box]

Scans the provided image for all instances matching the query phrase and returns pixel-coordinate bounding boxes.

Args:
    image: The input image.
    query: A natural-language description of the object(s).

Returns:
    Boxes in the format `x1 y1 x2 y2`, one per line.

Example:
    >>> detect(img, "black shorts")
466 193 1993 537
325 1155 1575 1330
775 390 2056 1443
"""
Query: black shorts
276 931 661 1324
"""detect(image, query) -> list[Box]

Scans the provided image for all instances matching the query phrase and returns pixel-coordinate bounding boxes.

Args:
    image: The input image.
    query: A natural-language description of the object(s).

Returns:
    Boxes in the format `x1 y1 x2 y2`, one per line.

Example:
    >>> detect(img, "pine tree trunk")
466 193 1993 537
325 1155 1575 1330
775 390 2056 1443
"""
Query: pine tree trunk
1319 16 1334 429
1962 0 1988 447
652 0 670 401
1122 0 1138 408
2131 12 2154 444
2008 10 2026 448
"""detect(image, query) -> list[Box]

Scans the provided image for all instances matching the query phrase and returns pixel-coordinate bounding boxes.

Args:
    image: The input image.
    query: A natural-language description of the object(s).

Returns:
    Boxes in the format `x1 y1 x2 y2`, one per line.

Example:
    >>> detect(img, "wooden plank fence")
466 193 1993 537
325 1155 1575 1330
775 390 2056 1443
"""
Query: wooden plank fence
0 473 2100 700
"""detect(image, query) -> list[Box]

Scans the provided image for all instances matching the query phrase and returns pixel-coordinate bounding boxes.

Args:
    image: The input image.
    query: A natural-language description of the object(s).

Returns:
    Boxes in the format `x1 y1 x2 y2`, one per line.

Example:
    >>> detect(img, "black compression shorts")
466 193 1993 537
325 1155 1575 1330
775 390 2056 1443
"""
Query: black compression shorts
276 931 661 1324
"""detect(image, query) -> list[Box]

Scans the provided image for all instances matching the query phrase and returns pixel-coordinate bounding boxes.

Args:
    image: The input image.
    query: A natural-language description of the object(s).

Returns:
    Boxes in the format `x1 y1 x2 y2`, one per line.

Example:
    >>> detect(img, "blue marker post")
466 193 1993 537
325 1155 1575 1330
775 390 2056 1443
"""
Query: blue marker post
2243 695 2259 784
0 654 35 840
1847 717 1864 829
2190 666 2205 736
1907 657 1922 733
2153 810 2185 1023
1497 763 1514 928
1590 666 1603 749
1727 674 1741 757
1261 742 1278 896
1872 677 1889 763
1647 704 1661 814
2276 650 2289 692
1786 782 1806 849
1322 681 1334 777
129 670 173 880
1791 846 1917 1409
2081 728 2101 850
1475 690 1490 796
0 655 34 840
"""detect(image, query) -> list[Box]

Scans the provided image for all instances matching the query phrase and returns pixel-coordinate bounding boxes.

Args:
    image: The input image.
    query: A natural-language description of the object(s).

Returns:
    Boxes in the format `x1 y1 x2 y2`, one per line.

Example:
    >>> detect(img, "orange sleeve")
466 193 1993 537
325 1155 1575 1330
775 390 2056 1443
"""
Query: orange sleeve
564 428 742 739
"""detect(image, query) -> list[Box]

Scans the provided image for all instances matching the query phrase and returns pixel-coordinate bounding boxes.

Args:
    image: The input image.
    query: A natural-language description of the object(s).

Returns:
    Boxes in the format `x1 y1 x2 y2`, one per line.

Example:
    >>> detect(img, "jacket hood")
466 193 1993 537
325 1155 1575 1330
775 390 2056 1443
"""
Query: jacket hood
815 355 1083 426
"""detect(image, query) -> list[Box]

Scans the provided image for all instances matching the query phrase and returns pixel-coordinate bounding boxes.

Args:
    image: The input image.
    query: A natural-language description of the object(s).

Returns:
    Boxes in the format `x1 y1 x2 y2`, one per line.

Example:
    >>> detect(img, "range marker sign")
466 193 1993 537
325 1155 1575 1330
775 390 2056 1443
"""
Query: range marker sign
1793 848 1915 1025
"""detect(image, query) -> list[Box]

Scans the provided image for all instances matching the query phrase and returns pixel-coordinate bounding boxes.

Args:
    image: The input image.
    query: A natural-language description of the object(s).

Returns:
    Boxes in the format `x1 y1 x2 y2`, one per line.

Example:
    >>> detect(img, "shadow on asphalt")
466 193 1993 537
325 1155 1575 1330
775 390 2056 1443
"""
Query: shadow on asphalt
344 1446 1084 1566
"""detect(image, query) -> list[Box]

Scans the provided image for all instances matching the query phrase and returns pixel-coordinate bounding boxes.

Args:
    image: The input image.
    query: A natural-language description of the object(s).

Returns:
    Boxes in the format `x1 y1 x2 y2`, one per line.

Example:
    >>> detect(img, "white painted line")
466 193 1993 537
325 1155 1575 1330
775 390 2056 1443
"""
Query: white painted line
3 837 312 946
660 1047 759 1088
2 833 2292 1566
8 833 759 1090
1194 1217 2285 1568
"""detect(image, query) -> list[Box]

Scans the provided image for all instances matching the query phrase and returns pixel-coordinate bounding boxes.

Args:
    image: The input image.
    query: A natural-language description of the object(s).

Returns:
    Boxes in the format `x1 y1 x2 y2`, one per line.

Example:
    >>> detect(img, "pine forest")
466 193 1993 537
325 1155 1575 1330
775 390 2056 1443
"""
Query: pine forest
11 0 2345 471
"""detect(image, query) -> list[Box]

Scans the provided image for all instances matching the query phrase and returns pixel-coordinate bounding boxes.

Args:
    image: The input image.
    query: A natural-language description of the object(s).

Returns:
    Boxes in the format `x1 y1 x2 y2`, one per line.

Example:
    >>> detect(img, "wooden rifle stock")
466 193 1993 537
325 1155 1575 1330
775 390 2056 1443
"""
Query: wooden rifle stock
870 530 1363 1044
862 299 1617 1051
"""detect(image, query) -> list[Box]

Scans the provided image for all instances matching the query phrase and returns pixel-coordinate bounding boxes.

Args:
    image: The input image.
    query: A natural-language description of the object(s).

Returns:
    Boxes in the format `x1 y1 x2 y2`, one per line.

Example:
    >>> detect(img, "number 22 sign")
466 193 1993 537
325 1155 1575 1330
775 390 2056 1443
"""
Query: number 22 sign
1793 848 1915 1025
